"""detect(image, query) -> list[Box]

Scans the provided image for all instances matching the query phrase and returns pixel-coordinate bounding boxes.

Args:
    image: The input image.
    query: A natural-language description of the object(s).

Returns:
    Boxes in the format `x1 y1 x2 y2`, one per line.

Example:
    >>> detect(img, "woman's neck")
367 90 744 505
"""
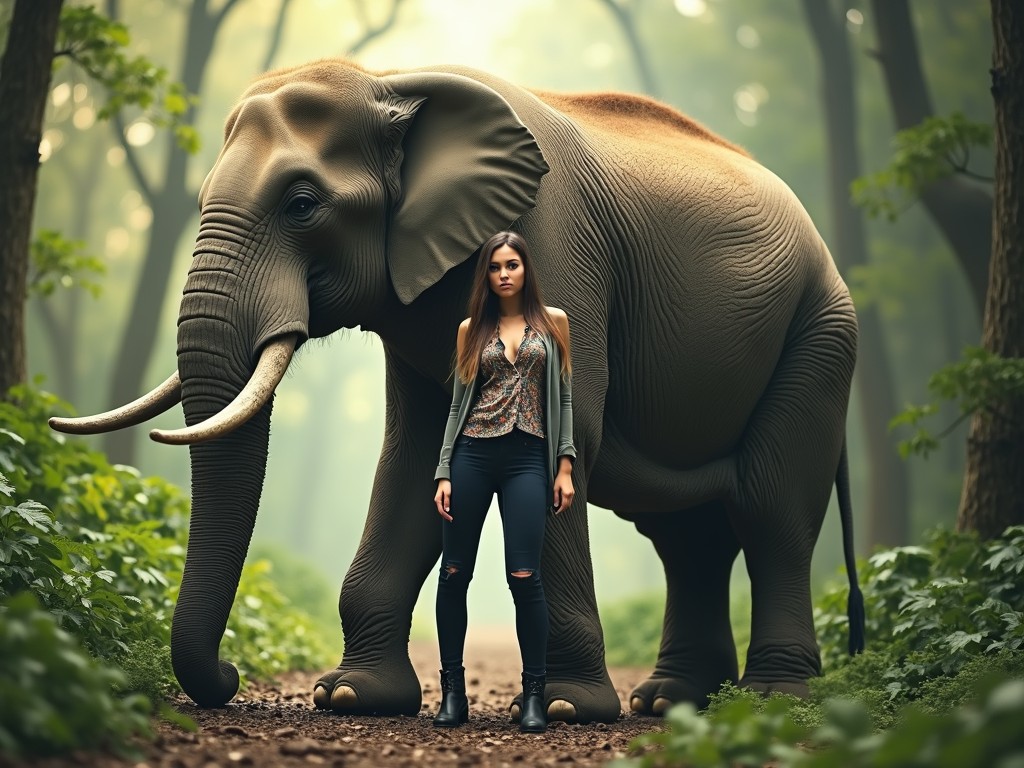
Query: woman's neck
498 296 525 318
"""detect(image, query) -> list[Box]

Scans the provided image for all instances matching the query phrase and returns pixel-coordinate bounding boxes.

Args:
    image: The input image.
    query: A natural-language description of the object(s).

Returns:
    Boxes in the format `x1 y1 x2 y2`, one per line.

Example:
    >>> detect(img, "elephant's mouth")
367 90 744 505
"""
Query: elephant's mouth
49 333 299 445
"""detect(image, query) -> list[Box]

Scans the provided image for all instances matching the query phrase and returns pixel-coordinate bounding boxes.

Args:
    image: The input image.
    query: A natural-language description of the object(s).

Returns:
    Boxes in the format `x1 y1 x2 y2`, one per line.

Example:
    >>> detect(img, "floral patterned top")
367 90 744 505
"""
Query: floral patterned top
462 324 546 439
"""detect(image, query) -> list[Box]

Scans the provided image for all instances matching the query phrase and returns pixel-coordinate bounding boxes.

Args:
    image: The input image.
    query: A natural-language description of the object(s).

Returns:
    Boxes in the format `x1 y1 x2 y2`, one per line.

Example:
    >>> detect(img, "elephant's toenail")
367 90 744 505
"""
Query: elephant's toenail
630 696 646 713
330 684 358 710
509 703 522 722
547 699 576 721
312 685 330 709
652 696 672 715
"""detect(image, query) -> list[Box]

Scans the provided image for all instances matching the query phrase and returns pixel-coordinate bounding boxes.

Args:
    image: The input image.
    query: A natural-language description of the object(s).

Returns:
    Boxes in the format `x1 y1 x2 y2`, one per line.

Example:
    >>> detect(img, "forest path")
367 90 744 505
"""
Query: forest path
21 631 665 767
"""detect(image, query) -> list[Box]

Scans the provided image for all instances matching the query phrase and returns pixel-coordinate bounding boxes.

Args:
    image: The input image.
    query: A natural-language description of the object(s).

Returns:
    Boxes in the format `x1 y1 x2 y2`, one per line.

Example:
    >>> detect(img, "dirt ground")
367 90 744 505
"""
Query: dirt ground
11 632 666 768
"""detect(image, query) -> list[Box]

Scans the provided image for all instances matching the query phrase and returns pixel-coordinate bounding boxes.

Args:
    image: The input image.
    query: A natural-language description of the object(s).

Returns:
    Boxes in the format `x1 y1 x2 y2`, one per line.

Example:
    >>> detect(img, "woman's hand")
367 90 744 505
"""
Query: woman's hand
435 479 453 521
552 459 575 515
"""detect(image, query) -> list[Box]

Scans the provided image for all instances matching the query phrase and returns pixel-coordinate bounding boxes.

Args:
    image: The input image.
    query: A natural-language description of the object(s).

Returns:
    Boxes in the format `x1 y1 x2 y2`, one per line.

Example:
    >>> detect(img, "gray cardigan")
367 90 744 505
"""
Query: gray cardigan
434 332 576 488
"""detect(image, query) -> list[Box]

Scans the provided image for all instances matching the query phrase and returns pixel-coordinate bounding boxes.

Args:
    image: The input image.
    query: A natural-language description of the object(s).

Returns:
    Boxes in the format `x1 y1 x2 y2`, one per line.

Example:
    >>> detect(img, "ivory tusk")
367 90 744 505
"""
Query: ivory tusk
149 335 297 445
49 372 182 435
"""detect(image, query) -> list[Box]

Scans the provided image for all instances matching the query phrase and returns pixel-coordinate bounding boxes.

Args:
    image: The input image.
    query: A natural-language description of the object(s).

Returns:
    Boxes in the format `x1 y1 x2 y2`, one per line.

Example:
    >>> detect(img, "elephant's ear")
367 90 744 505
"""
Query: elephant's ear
380 72 549 304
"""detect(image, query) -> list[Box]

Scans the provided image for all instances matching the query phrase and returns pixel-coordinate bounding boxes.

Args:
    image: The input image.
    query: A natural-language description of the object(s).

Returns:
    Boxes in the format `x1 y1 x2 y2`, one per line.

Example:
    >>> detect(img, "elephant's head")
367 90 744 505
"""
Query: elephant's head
50 61 548 706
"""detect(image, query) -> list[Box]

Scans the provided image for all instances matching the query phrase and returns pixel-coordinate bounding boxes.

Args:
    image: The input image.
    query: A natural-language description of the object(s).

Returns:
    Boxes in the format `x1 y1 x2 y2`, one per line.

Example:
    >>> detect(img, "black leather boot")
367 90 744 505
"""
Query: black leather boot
520 672 547 733
433 667 468 727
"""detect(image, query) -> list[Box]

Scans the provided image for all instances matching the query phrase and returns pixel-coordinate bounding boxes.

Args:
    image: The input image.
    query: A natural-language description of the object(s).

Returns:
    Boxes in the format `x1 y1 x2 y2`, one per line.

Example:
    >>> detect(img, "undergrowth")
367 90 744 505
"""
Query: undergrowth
609 525 1024 767
0 385 335 757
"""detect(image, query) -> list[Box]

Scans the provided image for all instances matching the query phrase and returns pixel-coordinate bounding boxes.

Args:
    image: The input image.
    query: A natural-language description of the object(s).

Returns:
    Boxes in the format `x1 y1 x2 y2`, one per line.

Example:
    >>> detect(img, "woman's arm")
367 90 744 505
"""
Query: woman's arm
433 319 471 482
550 308 575 514
551 308 576 465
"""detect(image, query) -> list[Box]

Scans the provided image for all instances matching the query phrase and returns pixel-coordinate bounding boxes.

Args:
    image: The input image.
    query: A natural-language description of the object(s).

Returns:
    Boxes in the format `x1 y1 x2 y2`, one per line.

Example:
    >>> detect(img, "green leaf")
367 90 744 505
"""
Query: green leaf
946 631 983 652
853 112 993 221
14 503 55 532
888 348 1024 462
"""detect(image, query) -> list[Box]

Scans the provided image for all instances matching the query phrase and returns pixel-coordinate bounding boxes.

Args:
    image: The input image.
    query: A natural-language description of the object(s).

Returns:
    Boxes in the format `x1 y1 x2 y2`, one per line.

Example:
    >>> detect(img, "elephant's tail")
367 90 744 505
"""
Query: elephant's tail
836 436 865 655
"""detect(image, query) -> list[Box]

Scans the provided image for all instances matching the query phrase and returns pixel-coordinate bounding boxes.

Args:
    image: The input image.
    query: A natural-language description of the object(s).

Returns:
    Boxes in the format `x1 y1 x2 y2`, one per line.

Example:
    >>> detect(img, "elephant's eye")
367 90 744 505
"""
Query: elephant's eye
285 194 319 223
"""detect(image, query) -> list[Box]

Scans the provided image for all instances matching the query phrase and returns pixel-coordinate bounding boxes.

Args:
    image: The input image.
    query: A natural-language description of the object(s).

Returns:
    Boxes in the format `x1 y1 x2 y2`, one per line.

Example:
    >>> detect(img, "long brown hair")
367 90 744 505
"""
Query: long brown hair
456 231 571 384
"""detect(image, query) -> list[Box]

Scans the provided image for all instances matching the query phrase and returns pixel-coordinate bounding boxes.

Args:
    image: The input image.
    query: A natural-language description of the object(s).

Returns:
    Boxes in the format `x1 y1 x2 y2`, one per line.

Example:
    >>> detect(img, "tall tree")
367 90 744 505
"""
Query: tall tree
870 0 992 316
595 0 661 97
102 0 243 464
0 0 64 397
957 0 1024 537
803 0 910 546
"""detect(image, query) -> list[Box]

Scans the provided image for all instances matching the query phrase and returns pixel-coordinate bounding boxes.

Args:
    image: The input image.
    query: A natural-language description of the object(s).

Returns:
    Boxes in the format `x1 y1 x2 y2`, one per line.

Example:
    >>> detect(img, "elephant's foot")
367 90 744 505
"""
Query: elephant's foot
313 658 421 716
508 676 621 724
739 677 810 699
628 673 729 715
738 641 817 701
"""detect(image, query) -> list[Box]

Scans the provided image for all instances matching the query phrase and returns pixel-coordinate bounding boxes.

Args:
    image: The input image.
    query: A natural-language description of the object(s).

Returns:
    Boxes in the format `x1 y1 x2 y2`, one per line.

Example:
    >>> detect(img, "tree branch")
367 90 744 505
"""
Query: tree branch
111 110 155 202
343 0 407 58
213 0 243 31
260 0 294 72
869 0 992 315
803 0 909 546
595 0 659 97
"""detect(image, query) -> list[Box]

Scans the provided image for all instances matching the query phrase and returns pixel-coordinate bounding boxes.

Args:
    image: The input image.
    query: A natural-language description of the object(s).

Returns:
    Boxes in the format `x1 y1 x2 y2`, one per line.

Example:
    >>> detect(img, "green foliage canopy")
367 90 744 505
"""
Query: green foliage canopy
54 4 199 152
889 348 1024 459
852 112 992 221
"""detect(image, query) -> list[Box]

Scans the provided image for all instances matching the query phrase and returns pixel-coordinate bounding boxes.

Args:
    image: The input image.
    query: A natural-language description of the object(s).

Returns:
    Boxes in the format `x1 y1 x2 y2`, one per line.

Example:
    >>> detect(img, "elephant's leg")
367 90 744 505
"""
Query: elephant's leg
731 301 856 698
313 351 449 715
628 506 740 714
508 470 621 724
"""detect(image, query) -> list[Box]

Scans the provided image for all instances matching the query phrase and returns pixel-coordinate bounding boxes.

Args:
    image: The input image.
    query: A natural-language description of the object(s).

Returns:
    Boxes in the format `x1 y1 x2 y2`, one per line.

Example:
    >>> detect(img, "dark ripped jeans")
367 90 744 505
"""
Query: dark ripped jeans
436 428 550 676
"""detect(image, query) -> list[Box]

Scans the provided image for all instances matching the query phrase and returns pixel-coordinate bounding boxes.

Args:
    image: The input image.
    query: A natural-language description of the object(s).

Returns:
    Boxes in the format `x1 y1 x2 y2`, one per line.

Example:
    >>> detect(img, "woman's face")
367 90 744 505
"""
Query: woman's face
488 244 525 298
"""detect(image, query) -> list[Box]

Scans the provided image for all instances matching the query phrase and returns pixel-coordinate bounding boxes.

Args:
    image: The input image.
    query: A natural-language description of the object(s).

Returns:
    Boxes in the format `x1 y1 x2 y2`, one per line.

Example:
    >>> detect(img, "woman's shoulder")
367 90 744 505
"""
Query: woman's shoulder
543 306 570 335
455 318 472 348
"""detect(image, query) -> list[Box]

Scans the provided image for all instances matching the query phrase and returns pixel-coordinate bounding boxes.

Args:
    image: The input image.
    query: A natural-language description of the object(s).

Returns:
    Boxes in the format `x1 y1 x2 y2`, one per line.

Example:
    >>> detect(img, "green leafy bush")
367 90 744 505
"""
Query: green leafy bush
1 386 336 754
618 694 806 768
614 676 1024 768
815 527 1024 707
615 528 1024 767
0 592 151 759
223 558 335 681
601 592 665 667
601 588 751 669
249 540 341 639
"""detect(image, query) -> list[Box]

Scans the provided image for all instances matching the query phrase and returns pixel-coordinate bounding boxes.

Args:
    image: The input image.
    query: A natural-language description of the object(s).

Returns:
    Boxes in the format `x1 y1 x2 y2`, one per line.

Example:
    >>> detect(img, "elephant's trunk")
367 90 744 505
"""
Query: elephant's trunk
170 404 271 707
169 243 304 704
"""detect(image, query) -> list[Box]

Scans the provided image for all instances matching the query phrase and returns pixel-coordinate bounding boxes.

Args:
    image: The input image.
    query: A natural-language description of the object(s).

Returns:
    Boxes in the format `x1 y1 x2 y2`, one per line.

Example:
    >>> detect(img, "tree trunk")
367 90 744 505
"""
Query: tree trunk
0 0 63 397
804 0 910 547
33 141 107 401
870 0 992 318
595 0 660 97
103 0 227 464
957 0 1024 538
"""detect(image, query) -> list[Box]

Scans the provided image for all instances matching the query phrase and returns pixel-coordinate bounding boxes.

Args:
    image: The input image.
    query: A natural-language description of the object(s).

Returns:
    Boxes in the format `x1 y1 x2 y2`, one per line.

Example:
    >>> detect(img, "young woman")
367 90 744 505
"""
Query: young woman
432 231 575 733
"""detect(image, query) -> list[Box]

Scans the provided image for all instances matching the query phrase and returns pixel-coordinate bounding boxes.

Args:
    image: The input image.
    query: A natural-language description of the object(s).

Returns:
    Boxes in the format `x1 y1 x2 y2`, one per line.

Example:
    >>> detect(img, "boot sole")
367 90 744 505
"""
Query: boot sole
433 711 469 728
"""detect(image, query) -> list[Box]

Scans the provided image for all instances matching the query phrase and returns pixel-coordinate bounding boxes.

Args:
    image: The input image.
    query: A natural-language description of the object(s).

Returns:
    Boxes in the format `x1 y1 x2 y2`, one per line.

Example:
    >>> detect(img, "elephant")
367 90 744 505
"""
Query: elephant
51 58 864 723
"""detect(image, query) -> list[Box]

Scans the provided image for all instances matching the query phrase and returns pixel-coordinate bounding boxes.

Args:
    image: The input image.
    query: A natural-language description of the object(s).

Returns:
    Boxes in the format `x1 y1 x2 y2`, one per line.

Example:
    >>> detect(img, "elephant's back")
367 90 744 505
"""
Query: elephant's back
529 90 749 157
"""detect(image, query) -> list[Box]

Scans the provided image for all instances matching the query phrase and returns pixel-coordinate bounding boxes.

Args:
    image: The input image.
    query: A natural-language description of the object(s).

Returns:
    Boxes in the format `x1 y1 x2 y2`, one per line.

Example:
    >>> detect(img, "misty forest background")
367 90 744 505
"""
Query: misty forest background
14 0 995 641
